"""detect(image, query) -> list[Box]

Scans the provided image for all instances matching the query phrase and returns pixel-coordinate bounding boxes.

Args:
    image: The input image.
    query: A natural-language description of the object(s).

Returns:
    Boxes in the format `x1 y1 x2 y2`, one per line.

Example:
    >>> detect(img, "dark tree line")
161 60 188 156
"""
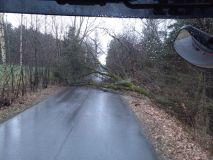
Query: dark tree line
0 15 99 107
106 19 213 147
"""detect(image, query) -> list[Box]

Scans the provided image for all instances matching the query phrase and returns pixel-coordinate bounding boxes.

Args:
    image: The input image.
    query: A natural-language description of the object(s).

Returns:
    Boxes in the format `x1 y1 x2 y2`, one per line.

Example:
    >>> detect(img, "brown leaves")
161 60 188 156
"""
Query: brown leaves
0 85 64 123
126 93 211 160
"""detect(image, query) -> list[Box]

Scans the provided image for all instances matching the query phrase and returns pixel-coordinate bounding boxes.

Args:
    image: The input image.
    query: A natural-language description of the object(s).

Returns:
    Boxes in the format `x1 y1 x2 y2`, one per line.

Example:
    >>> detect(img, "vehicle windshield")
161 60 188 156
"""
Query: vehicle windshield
0 13 212 160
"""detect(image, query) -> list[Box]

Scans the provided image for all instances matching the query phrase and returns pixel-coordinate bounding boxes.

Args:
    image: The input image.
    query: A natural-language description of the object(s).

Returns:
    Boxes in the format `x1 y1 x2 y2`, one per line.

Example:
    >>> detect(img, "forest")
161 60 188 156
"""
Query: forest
0 14 213 151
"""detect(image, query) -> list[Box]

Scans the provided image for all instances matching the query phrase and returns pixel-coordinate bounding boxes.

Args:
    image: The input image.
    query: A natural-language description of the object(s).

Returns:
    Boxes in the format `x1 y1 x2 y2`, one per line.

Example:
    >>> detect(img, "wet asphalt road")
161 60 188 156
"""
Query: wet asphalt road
0 87 157 160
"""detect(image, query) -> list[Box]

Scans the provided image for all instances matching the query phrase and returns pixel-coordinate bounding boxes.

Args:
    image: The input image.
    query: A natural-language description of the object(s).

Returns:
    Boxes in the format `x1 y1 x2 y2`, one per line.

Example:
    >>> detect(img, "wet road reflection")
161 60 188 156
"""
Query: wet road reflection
0 87 157 160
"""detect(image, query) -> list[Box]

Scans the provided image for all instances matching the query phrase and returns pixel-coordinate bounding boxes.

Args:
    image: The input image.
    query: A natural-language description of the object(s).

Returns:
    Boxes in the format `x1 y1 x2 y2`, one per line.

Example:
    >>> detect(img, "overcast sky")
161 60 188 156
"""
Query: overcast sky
6 13 144 64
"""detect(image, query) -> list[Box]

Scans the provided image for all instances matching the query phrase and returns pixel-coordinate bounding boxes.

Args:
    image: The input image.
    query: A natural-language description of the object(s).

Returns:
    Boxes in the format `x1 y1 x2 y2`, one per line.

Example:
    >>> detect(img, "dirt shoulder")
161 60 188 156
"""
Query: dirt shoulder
125 92 212 160
0 85 65 124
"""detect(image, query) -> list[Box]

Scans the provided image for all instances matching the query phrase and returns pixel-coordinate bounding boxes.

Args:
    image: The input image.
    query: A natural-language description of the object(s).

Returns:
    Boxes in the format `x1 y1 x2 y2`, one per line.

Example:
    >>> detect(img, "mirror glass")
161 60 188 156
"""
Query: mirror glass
174 29 213 68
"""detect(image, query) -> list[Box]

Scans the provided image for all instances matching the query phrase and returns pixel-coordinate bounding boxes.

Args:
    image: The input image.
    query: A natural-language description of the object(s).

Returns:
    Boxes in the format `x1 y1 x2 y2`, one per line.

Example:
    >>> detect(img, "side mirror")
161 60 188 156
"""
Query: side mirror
174 25 213 68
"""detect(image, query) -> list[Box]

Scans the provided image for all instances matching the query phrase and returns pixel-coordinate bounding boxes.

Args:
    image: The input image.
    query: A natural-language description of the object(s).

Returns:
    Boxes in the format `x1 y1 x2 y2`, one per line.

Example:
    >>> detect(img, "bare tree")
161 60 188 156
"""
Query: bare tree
0 13 7 99
18 14 25 95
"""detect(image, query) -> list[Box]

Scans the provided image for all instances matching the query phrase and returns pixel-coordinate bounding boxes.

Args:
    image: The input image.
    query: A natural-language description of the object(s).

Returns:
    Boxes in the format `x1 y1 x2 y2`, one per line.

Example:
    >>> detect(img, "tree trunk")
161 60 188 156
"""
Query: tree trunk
19 14 25 96
0 13 7 98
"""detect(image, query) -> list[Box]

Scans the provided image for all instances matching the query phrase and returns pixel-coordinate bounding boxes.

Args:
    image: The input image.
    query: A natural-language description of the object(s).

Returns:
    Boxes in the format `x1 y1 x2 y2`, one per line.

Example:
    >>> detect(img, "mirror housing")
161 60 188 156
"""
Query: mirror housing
174 25 213 68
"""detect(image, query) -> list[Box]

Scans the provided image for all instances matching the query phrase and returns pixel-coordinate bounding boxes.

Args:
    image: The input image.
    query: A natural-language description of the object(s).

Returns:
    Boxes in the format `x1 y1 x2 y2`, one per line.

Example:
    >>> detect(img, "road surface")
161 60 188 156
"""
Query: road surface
0 87 157 160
